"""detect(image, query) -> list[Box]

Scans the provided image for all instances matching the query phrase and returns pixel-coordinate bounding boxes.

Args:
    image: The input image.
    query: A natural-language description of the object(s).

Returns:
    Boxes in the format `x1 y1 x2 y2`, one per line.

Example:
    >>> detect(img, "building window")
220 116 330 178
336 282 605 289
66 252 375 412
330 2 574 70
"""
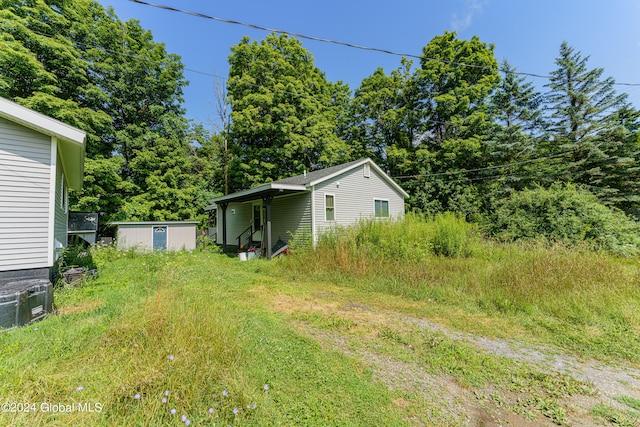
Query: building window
374 199 389 218
325 194 335 221
363 163 371 178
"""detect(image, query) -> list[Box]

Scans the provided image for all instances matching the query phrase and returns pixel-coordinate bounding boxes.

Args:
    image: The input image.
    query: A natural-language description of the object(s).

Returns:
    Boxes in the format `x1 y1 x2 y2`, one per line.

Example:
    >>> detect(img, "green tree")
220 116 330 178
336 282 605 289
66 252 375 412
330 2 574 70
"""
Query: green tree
226 33 351 190
594 103 640 216
349 58 422 180
0 0 205 223
543 41 632 202
0 0 112 156
484 60 545 201
412 31 501 217
489 183 640 256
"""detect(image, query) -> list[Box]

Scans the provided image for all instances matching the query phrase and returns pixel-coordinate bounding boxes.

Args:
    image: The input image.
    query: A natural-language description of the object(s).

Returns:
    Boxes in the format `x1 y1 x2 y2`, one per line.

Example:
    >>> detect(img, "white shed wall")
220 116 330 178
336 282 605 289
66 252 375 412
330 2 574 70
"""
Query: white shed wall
167 224 197 251
116 223 197 251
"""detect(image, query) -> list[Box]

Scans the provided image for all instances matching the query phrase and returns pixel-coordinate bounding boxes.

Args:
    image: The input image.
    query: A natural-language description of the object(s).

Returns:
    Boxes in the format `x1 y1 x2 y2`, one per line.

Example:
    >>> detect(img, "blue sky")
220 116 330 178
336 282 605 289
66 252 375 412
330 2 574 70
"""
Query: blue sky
97 0 640 129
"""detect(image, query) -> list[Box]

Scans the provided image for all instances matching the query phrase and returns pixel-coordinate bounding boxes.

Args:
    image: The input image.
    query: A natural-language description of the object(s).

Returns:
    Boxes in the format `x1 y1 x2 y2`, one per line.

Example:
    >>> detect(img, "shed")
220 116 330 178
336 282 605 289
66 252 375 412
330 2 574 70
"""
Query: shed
0 96 85 327
111 221 199 251
206 158 408 259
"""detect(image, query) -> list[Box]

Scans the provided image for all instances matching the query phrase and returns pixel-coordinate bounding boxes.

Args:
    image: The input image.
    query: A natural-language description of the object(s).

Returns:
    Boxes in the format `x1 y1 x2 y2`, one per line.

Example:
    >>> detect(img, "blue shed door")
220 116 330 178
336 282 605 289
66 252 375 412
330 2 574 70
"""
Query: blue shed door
153 226 167 250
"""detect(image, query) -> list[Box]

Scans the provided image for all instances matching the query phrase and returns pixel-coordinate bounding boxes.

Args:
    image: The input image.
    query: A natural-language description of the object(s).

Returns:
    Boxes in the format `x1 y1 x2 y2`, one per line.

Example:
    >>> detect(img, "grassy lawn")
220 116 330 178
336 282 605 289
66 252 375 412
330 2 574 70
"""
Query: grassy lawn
0 251 410 426
1 236 639 425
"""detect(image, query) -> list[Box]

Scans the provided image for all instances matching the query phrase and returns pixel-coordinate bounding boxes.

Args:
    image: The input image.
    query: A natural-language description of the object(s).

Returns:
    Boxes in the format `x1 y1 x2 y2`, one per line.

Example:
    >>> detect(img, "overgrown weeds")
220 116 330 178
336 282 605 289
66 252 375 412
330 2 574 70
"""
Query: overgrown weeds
278 214 640 362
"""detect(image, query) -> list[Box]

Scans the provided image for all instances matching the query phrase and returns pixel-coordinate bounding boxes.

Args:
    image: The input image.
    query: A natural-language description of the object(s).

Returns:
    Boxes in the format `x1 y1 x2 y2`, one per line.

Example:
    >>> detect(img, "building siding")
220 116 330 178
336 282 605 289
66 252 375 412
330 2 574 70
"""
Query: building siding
116 223 197 251
313 164 405 237
0 118 51 271
215 192 312 248
53 152 68 259
166 224 197 251
216 202 252 246
270 192 312 244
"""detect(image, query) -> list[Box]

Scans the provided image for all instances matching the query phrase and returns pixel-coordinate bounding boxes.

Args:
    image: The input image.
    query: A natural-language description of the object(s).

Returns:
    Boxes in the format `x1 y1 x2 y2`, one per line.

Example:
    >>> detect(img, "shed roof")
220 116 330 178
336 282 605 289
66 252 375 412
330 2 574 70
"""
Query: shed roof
0 97 86 189
110 221 200 226
207 158 408 207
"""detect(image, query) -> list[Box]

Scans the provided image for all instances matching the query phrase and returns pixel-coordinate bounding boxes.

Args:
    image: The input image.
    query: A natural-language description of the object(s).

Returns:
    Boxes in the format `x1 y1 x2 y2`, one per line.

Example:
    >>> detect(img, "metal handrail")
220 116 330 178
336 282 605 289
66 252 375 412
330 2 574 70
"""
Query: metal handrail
237 225 252 250
249 225 263 244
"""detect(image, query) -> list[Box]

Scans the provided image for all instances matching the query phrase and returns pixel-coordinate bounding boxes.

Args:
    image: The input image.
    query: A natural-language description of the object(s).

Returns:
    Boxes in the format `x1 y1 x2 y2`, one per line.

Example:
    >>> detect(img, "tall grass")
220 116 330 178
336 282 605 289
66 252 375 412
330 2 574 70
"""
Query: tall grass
279 214 640 362
0 250 407 426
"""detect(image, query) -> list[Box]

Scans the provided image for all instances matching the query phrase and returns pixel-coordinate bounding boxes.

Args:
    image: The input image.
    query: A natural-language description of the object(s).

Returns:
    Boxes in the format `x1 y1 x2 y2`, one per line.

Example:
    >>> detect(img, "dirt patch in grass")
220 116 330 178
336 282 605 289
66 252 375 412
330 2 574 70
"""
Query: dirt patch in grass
57 299 102 316
268 290 640 426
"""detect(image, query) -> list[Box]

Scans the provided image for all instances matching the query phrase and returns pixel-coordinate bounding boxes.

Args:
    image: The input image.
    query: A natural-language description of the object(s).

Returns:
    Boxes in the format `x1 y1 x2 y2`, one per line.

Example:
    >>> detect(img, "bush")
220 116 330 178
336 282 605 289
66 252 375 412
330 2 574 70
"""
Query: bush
430 212 476 257
488 183 640 256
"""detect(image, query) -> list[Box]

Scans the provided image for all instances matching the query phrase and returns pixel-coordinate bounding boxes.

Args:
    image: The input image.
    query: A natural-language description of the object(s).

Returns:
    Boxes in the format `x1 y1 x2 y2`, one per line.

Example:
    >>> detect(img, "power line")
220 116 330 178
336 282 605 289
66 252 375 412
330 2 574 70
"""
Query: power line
27 29 466 130
392 151 571 180
128 0 640 88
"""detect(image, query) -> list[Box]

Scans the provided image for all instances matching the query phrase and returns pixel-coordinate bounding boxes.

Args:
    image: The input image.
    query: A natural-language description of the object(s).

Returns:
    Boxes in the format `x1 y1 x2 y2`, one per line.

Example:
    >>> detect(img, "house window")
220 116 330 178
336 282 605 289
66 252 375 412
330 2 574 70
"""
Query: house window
325 194 335 221
374 199 389 218
363 163 371 178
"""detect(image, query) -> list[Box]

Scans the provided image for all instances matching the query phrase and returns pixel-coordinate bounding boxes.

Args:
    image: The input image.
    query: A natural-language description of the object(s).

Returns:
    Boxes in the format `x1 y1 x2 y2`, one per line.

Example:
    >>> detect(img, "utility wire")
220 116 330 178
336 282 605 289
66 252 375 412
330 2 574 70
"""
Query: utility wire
393 151 571 180
128 0 640 88
19 14 628 187
28 29 463 129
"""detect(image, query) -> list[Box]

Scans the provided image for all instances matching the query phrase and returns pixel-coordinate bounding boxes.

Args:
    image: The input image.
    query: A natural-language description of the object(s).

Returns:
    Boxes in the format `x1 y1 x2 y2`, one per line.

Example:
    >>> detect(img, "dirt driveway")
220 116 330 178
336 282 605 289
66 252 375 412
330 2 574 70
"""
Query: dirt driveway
268 288 640 427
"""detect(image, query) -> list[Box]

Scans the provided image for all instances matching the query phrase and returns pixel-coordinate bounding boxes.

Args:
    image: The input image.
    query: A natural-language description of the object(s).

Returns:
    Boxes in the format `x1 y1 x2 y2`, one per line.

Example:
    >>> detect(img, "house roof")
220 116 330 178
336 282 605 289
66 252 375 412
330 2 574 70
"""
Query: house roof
207 158 408 207
0 97 86 190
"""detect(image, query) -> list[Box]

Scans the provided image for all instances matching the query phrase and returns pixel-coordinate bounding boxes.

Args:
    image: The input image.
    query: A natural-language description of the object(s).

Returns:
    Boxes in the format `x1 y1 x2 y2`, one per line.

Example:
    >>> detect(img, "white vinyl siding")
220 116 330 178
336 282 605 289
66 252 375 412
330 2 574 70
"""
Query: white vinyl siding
216 193 312 247
216 202 252 246
313 163 404 237
0 117 52 271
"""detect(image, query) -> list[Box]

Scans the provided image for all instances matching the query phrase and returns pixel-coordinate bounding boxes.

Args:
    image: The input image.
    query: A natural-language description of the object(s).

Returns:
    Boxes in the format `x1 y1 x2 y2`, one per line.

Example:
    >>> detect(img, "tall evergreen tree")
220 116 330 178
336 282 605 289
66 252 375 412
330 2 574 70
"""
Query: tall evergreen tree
594 103 640 215
486 60 544 193
543 41 630 201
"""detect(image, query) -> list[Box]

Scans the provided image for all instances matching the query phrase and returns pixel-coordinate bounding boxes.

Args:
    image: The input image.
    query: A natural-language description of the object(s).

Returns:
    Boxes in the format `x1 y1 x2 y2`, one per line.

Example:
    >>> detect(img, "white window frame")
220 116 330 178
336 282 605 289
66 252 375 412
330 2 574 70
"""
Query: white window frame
324 193 335 221
374 198 390 219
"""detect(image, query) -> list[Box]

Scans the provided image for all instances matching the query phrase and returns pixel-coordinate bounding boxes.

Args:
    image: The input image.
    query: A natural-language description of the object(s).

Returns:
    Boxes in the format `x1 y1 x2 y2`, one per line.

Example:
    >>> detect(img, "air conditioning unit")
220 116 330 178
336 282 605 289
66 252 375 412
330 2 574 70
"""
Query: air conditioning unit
0 280 53 328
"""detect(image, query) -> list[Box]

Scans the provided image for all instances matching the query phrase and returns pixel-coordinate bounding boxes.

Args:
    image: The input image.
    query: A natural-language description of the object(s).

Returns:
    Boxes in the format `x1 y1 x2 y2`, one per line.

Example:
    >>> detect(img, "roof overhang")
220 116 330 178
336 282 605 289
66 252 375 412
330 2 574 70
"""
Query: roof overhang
207 183 307 208
0 97 86 190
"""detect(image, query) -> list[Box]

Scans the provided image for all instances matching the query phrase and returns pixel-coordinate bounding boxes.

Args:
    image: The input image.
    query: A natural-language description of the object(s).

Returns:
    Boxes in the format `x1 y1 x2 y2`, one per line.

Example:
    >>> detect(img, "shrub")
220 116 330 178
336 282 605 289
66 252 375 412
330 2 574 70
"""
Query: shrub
430 212 476 257
488 183 640 256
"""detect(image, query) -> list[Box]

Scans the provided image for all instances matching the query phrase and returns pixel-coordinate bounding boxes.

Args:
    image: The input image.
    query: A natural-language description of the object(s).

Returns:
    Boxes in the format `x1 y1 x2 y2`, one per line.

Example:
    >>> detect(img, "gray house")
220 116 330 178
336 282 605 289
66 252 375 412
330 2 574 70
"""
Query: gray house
0 97 85 326
206 158 408 259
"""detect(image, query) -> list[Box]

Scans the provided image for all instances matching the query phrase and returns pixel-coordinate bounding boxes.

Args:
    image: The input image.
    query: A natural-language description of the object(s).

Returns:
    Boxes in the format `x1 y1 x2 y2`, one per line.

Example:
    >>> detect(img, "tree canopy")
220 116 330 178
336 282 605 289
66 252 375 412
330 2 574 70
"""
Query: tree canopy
1 0 208 227
226 33 350 191
2 1 638 235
